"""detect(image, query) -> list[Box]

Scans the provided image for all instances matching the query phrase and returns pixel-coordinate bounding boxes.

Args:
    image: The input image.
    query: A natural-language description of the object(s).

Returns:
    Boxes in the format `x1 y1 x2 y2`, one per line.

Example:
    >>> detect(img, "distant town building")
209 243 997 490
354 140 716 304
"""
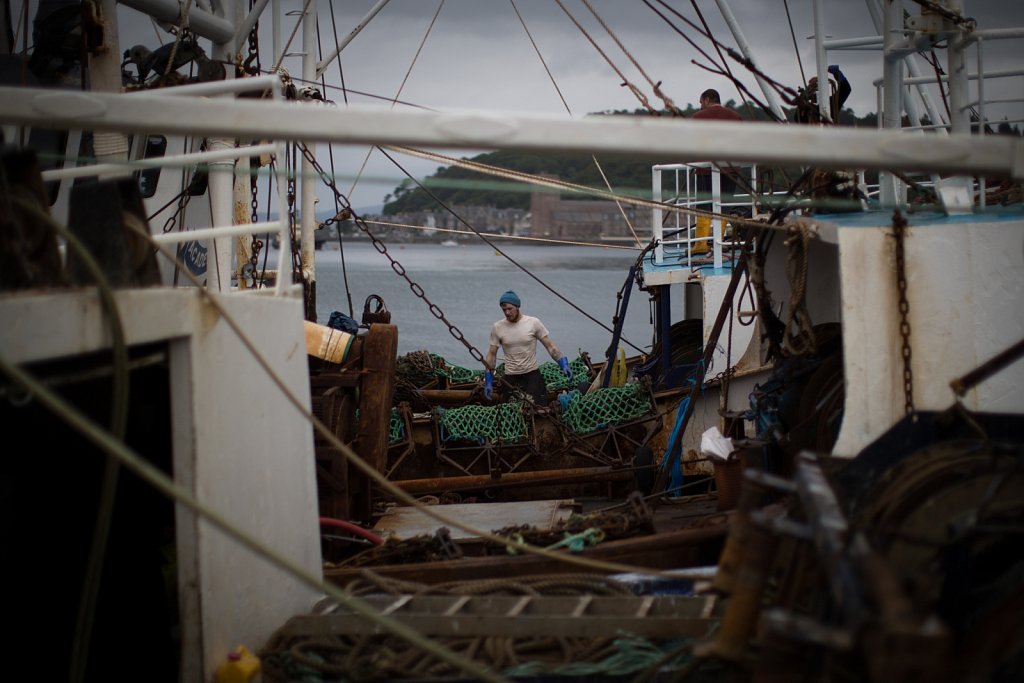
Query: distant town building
379 189 641 243
530 188 641 242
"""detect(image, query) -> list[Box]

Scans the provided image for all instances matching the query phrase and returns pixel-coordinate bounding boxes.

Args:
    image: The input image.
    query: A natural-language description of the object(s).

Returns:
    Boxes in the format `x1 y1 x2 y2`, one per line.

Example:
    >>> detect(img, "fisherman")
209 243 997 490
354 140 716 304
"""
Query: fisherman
801 64 852 123
484 290 572 405
691 88 743 195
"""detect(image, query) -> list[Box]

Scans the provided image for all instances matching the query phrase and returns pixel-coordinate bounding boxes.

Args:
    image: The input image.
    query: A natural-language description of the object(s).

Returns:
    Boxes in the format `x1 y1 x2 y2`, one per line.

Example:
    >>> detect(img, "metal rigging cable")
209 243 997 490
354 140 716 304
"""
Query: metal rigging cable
686 0 752 115
643 0 794 123
579 0 684 116
552 0 659 115
782 0 807 86
509 0 643 247
345 0 444 201
318 7 354 317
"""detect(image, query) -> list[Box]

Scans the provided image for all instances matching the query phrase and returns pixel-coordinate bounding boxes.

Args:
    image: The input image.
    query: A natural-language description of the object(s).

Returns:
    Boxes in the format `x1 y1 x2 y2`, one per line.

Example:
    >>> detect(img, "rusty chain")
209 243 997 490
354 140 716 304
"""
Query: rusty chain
247 166 262 288
296 143 488 367
892 210 914 415
285 143 303 286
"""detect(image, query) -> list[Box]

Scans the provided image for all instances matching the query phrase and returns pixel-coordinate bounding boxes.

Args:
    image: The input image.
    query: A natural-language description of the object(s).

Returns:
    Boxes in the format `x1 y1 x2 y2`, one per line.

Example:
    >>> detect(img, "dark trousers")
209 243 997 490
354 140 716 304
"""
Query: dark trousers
506 369 547 405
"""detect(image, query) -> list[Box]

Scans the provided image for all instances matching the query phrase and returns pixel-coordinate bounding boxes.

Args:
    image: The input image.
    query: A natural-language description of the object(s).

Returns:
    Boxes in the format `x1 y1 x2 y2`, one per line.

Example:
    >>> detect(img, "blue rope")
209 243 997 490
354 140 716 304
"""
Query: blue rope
660 395 689 496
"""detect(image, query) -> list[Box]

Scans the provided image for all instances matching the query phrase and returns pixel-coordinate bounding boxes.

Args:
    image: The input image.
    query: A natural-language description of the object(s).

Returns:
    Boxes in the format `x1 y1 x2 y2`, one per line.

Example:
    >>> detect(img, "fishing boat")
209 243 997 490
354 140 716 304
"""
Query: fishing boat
1 0 1022 681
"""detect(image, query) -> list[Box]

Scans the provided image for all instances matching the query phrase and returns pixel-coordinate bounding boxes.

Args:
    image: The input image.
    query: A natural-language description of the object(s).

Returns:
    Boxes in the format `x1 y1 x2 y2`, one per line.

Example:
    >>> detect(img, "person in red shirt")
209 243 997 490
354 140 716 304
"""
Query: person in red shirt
691 89 743 195
692 89 743 123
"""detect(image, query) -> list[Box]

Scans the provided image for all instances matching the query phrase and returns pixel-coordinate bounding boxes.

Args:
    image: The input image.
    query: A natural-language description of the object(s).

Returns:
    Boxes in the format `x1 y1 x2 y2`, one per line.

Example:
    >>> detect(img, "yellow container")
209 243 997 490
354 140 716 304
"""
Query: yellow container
693 215 711 254
215 645 261 683
303 320 354 364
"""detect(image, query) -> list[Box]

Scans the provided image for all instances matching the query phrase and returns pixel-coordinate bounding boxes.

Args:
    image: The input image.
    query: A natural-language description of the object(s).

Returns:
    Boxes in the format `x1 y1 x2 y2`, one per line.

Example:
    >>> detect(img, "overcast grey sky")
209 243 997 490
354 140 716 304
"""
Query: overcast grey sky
113 0 1024 210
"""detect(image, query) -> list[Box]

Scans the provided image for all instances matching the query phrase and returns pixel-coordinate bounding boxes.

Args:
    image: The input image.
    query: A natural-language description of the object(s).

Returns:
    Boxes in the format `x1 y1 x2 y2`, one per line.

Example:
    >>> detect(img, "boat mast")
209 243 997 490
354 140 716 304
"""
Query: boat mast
880 0 905 207
206 0 243 292
90 0 130 171
301 0 318 319
712 0 786 121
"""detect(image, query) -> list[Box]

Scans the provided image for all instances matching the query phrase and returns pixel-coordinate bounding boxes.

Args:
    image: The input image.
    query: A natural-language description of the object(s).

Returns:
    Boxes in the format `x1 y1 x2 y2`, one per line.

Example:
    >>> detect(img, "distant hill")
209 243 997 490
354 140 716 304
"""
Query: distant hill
380 102 891 215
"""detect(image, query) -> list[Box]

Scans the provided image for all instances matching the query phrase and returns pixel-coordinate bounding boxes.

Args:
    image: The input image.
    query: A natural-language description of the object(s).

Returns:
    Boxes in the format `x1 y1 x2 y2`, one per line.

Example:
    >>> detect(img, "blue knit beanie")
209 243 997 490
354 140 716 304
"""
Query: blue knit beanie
499 290 521 307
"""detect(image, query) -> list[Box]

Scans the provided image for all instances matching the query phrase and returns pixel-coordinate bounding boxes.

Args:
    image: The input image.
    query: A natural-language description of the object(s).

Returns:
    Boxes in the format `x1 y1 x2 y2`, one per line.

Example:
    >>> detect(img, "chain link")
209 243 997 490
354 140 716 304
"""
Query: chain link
892 210 914 415
246 163 263 288
161 171 193 234
243 0 262 76
285 143 303 286
296 143 487 366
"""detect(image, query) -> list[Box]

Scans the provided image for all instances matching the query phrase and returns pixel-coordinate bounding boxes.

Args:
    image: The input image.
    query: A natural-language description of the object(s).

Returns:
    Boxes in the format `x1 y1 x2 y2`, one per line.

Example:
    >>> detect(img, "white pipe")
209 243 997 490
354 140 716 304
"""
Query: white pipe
712 0 786 121
824 35 883 50
978 37 986 210
207 138 237 292
873 67 1024 87
315 0 391 80
812 0 831 122
152 220 286 243
881 0 904 207
652 168 663 265
126 74 282 98
119 0 235 44
947 11 970 134
91 0 129 174
864 0 948 131
205 0 241 292
41 143 280 181
301 0 318 292
233 0 272 49
4 88 1021 179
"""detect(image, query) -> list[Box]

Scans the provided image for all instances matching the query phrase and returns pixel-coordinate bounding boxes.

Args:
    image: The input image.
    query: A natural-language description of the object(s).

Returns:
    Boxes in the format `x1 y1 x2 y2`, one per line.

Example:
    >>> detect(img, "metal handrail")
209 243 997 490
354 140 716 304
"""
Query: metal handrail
651 163 758 270
39 76 293 296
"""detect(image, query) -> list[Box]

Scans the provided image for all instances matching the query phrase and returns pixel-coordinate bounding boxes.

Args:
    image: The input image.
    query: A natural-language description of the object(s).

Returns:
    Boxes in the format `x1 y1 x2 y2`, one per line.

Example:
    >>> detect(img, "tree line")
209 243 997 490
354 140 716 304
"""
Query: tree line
382 101 1021 215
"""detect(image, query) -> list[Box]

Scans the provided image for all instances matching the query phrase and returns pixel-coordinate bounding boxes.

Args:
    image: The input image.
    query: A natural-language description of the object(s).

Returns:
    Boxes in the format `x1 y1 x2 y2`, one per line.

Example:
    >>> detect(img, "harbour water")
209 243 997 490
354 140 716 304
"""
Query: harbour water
305 240 684 369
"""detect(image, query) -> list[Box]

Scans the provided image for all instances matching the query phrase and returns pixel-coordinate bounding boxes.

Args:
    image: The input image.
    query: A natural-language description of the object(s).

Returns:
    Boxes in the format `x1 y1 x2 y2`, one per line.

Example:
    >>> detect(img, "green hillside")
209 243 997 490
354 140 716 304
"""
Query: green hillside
380 103 1017 215
381 148 658 214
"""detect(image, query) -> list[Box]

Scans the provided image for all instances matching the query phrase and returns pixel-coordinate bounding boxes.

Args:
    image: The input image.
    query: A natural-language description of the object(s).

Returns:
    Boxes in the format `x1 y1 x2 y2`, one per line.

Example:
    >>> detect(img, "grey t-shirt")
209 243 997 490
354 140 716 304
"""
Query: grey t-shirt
489 315 549 375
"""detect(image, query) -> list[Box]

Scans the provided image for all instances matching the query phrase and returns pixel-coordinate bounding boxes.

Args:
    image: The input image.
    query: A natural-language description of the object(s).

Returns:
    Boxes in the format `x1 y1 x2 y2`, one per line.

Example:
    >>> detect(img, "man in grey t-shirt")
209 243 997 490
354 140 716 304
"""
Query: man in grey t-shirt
484 290 572 404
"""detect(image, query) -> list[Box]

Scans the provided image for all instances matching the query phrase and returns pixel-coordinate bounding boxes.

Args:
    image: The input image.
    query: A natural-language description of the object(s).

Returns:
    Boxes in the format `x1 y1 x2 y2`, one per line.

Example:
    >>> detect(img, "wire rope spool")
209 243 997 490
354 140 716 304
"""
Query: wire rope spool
850 438 1024 680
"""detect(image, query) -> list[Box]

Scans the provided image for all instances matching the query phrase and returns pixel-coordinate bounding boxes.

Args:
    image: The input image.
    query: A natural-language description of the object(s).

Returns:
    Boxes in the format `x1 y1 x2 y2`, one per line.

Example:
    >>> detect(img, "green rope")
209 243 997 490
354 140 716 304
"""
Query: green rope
502 636 693 678
388 408 404 444
541 356 588 391
559 383 654 434
438 402 528 443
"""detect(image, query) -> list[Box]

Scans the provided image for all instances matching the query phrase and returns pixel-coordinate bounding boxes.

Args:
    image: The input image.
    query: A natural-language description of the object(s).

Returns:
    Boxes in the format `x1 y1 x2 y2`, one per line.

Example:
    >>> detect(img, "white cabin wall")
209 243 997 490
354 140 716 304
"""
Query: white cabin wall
761 236 842 328
834 220 1024 456
179 290 323 676
0 287 323 678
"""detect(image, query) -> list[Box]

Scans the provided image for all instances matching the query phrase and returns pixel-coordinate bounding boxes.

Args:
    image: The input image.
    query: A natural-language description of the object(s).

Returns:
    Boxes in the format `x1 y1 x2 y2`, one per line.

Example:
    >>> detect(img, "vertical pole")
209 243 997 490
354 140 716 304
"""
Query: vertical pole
712 169 722 269
945 0 970 136
977 37 986 209
652 168 663 265
812 0 831 123
91 0 130 173
659 286 672 380
865 0 948 132
301 0 318 319
713 0 786 121
880 0 904 208
208 0 240 291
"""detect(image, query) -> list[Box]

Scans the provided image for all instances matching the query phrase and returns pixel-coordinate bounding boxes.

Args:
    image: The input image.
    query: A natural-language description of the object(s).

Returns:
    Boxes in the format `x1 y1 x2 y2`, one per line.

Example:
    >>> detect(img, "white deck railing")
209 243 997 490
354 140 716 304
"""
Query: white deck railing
651 162 758 270
38 76 294 295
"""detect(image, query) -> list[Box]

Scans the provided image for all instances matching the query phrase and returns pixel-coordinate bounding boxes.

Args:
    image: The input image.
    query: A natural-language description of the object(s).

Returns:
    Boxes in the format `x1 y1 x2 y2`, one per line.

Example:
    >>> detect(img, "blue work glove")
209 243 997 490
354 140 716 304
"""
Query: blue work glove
557 356 572 379
484 371 494 400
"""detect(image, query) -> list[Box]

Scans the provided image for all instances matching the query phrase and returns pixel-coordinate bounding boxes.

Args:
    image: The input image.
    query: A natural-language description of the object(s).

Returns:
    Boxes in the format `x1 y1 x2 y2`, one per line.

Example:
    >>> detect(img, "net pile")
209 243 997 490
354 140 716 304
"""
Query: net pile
438 402 528 443
559 382 654 434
